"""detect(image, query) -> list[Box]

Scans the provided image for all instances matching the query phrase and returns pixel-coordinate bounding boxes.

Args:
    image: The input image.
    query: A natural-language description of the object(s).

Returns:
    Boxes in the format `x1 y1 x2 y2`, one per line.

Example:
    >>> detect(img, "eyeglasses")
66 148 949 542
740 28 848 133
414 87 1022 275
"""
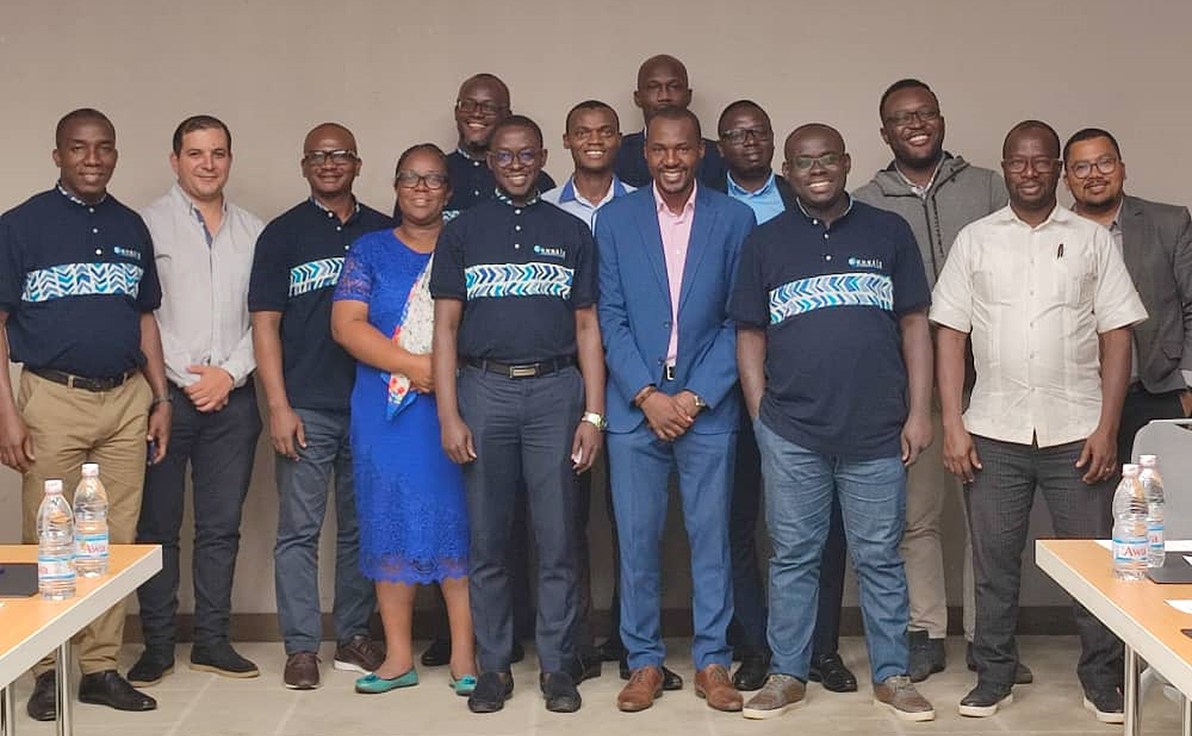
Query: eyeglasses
884 108 941 127
491 149 539 168
1003 157 1060 174
456 99 506 117
720 127 772 145
396 171 449 190
303 149 358 167
789 152 844 170
1066 155 1119 179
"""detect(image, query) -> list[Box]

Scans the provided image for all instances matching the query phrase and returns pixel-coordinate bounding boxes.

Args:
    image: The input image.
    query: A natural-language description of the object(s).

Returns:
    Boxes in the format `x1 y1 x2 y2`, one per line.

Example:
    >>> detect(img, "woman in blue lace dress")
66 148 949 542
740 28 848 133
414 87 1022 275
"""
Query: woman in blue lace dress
331 144 474 695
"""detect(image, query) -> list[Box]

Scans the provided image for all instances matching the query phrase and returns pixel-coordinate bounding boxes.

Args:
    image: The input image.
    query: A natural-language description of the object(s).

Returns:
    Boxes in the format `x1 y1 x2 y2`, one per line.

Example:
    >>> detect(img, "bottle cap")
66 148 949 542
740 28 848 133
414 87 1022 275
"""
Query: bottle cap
1122 463 1140 476
1139 454 1158 467
81 463 99 477
44 479 63 494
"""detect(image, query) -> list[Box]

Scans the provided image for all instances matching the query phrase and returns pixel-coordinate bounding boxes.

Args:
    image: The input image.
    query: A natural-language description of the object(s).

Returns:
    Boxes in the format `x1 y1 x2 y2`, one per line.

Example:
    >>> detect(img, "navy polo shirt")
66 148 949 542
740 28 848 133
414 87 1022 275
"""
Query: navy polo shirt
729 199 931 460
248 198 394 411
0 185 162 378
613 131 728 189
430 190 597 363
394 149 556 222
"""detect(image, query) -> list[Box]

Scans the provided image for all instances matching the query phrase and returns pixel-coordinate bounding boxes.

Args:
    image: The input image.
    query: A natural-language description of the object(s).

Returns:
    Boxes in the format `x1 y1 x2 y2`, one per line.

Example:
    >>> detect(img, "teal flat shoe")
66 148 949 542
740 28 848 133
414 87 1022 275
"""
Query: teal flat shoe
449 673 477 696
355 669 418 694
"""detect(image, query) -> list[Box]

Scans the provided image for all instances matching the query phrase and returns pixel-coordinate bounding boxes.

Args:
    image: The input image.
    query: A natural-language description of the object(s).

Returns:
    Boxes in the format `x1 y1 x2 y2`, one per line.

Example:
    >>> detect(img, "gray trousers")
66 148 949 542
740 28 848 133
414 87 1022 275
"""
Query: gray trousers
966 436 1123 691
458 364 584 674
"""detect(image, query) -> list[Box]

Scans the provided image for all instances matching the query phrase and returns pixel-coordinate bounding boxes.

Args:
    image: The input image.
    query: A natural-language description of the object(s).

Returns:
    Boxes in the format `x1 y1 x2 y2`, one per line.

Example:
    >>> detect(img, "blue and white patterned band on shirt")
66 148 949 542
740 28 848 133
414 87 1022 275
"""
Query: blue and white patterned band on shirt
768 272 893 325
465 262 574 300
22 262 144 303
289 257 344 297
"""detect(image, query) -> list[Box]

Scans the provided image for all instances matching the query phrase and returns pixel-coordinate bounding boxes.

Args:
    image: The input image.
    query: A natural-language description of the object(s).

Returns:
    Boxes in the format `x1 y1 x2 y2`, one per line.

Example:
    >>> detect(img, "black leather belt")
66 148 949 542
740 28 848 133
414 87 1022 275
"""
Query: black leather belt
29 367 136 392
466 355 576 379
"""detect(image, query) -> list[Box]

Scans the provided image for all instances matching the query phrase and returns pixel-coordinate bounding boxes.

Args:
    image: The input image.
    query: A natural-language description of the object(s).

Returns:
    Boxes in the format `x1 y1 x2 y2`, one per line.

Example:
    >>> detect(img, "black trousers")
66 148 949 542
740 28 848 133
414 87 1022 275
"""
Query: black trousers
1117 384 1185 464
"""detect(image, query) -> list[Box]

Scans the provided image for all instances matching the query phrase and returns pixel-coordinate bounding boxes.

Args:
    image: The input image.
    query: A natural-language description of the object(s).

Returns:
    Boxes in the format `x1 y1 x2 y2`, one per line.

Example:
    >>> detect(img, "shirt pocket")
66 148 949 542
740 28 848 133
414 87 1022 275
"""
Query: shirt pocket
1058 252 1097 309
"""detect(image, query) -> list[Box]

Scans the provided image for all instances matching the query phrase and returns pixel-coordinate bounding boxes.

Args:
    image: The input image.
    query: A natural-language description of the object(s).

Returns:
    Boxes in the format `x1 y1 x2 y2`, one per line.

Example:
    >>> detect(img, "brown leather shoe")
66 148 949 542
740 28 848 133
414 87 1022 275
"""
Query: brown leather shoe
617 666 664 712
284 651 320 690
695 664 743 712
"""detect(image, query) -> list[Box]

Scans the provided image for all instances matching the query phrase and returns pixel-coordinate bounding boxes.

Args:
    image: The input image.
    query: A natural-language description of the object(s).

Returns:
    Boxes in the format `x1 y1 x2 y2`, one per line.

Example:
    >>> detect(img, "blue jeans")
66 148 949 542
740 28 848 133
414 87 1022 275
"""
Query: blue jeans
755 419 909 684
273 408 376 654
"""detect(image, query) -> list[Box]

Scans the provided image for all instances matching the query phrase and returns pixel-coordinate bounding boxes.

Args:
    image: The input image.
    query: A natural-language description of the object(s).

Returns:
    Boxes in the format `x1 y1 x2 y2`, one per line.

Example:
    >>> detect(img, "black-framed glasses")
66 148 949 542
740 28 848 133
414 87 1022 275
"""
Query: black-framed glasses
396 171 449 190
1003 157 1060 174
720 127 772 145
456 99 506 117
884 108 941 127
303 149 358 167
790 152 844 171
1067 155 1120 179
491 149 539 168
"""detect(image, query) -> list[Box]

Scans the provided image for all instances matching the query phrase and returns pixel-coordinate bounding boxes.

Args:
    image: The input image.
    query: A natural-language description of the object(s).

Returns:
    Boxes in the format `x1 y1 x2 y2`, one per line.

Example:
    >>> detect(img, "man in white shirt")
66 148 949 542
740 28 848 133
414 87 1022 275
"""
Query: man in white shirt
129 115 265 686
931 120 1145 724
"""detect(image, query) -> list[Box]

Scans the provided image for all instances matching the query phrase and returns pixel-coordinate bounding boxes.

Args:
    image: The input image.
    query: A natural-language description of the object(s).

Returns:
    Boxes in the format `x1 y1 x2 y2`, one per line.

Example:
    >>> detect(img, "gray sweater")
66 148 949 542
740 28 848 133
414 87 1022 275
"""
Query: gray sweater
853 154 1007 286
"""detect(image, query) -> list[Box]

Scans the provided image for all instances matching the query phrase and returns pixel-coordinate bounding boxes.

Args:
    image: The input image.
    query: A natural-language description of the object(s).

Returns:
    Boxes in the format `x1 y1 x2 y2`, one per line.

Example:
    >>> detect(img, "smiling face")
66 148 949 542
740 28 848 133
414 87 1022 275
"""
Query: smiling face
487 124 546 203
301 124 360 199
54 117 117 203
879 85 945 169
1064 135 1126 213
394 148 451 227
563 106 621 175
171 127 231 204
1002 125 1061 216
455 76 510 153
783 125 851 215
645 114 703 200
718 105 775 183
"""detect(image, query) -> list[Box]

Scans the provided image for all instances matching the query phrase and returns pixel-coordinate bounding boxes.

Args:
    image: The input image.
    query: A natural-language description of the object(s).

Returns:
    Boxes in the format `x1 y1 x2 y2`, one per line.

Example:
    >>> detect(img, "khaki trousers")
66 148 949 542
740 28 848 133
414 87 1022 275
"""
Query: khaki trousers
19 369 151 675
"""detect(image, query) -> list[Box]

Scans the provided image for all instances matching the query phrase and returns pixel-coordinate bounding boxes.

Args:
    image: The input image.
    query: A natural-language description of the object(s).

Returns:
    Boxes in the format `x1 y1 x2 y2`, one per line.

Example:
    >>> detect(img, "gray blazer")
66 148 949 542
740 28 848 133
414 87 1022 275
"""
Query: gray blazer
1120 194 1192 393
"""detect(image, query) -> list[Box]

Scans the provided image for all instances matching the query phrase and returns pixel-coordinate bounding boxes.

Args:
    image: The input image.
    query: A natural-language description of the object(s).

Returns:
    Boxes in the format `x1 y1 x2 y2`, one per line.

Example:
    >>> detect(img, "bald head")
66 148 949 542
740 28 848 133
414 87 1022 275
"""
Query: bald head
459 73 510 107
637 55 688 90
55 108 114 149
302 122 361 200
304 122 356 154
1002 119 1060 160
634 54 693 120
784 123 845 162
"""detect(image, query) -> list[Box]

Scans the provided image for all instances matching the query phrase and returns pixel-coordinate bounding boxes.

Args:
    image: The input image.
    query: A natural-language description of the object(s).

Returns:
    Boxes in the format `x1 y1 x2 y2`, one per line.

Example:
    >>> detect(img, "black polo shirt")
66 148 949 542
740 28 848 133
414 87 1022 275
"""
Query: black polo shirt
614 131 727 189
0 185 162 378
393 149 556 222
430 191 597 363
729 199 931 460
248 198 394 411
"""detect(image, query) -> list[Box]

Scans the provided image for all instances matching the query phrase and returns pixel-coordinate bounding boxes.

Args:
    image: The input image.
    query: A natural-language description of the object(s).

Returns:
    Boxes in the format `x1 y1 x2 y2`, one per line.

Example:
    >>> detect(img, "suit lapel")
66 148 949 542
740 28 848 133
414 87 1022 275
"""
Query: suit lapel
677 189 717 314
634 194 671 297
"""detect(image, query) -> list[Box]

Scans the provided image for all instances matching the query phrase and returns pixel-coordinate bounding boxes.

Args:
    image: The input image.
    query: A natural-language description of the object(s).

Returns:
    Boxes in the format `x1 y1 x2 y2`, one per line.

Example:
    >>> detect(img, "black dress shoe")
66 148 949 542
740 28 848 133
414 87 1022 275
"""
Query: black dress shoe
619 656 683 690
541 671 582 713
468 671 514 714
732 653 769 691
420 638 451 667
965 643 1033 684
78 670 157 712
190 642 259 678
128 647 175 687
596 637 625 662
569 650 603 683
808 652 858 693
27 670 56 722
907 631 946 682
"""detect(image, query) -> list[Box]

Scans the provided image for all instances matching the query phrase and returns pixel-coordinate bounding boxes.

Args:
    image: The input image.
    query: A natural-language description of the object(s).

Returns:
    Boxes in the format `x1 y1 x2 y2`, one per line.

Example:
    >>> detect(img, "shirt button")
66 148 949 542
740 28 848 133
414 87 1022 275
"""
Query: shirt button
825 254 832 261
94 248 102 256
515 225 522 231
514 243 520 249
344 245 350 251
88 208 95 214
812 220 819 225
823 232 829 239
336 226 342 232
473 161 480 167
473 189 480 196
92 227 99 234
515 209 522 215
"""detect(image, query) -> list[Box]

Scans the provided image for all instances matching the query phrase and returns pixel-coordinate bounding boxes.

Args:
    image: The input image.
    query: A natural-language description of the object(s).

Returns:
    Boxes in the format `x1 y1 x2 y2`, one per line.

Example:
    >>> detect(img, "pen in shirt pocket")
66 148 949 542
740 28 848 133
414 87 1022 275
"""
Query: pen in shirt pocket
1057 242 1064 259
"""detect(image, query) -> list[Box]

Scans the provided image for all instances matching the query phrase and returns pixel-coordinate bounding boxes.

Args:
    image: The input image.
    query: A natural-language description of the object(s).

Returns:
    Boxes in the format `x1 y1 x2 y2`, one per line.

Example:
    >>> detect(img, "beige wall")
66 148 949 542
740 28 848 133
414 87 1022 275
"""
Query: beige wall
2 0 1191 618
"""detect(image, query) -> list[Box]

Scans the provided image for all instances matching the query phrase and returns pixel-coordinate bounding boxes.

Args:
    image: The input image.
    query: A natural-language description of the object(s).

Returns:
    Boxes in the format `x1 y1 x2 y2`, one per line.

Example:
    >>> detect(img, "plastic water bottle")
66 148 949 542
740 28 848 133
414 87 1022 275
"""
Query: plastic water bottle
37 479 76 600
1112 463 1149 581
73 462 109 577
1139 454 1166 568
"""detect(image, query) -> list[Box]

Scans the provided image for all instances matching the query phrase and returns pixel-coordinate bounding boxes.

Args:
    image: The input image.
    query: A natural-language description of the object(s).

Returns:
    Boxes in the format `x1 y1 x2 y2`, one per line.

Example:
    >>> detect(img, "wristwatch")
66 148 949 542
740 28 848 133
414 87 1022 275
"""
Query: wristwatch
581 411 607 431
692 393 708 411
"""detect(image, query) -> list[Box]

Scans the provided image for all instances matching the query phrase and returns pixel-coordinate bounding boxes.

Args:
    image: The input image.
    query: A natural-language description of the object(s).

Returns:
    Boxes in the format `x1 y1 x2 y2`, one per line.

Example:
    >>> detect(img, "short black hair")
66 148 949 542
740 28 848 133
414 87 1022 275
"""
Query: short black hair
565 100 619 132
488 114 544 148
55 108 114 148
1003 119 1060 159
172 115 232 155
646 106 702 141
1063 127 1122 163
394 142 448 181
878 79 937 119
717 100 770 135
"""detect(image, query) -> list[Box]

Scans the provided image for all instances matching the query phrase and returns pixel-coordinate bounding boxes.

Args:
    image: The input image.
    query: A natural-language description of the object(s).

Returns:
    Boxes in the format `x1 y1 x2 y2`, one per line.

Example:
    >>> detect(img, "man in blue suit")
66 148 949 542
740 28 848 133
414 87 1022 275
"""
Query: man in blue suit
596 107 754 714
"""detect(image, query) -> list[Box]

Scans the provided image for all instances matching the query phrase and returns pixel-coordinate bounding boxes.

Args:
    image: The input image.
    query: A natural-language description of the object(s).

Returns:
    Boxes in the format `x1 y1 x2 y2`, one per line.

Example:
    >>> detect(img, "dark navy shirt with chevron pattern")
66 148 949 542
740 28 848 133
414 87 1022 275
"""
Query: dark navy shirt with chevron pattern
0 186 161 377
249 198 394 411
430 196 596 362
729 199 930 460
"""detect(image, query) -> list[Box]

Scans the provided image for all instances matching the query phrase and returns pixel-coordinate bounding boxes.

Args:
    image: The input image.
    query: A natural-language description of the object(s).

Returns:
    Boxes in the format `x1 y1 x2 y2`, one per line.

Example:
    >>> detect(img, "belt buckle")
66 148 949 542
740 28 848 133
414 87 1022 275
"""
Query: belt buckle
664 364 676 382
509 364 539 379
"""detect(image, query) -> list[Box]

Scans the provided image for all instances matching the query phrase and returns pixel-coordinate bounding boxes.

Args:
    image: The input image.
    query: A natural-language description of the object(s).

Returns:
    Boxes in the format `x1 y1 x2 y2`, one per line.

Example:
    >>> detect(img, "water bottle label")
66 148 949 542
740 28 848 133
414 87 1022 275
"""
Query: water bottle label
75 532 109 560
37 556 75 581
1148 523 1165 549
1112 537 1147 564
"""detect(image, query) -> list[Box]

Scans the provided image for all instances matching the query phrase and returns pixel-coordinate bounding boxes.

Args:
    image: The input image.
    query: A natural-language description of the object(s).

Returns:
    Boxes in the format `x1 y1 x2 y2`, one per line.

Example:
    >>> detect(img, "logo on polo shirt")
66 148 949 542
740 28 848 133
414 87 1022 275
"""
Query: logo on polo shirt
847 256 883 270
768 272 893 324
532 245 566 259
113 246 141 261
465 263 574 300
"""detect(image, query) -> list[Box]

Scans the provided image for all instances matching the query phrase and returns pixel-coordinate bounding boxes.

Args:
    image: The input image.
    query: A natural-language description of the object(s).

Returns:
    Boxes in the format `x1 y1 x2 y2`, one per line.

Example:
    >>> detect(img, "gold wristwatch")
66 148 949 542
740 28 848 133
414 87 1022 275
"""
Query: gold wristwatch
581 411 607 431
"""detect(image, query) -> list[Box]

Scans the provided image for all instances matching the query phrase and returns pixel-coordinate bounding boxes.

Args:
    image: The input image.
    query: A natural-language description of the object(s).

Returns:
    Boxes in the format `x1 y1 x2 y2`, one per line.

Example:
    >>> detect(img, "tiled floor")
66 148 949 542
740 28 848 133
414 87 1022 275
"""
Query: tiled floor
2 636 1185 735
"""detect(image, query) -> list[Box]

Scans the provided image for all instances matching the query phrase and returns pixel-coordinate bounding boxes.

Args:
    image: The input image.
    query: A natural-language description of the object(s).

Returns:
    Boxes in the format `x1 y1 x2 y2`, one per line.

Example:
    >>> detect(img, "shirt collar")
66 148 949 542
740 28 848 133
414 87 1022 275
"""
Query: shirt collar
494 187 541 208
892 157 944 198
1109 201 1125 232
456 146 483 162
56 181 106 207
559 175 628 206
794 194 854 225
653 181 697 216
1001 202 1071 229
726 172 777 198
309 195 361 222
170 182 226 216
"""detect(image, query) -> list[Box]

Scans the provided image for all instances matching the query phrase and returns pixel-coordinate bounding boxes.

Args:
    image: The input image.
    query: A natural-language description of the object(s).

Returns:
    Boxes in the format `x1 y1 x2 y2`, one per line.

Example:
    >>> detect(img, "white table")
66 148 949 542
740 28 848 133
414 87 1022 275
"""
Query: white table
0 545 161 736
1036 539 1192 736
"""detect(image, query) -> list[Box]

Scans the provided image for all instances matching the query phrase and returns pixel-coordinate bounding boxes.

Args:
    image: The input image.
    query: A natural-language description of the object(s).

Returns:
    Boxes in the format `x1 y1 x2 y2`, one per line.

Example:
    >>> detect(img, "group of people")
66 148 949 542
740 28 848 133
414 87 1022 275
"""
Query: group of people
1 52 1189 728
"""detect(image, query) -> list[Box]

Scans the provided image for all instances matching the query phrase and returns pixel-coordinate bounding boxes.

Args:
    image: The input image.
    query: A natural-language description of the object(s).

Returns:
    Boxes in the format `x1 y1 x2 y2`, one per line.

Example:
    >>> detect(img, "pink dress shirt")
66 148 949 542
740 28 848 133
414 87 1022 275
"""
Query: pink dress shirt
654 183 696 367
